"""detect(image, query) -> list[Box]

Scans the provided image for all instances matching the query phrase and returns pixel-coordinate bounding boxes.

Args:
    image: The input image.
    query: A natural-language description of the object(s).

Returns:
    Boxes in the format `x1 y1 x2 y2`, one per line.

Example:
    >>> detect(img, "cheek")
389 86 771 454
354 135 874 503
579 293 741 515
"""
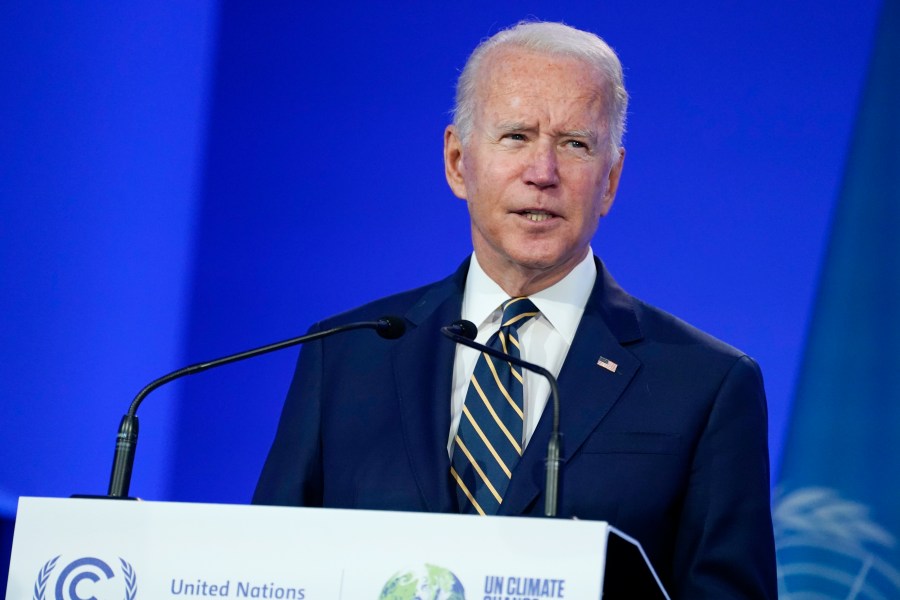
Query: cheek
460 156 485 198
579 169 613 216
466 150 520 189
464 176 501 213
568 173 604 207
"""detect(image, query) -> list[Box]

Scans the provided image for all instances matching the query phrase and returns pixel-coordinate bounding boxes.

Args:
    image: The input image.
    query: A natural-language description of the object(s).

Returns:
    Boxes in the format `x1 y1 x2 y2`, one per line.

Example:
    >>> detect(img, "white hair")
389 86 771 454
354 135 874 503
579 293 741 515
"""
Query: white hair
452 21 628 159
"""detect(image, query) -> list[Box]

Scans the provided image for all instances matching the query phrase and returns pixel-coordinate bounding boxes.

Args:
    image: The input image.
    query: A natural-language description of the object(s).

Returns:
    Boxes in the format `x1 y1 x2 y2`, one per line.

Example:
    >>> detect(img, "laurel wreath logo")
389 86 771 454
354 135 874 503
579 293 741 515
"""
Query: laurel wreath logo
31 555 138 600
774 486 900 598
120 558 137 600
32 555 59 600
773 486 895 550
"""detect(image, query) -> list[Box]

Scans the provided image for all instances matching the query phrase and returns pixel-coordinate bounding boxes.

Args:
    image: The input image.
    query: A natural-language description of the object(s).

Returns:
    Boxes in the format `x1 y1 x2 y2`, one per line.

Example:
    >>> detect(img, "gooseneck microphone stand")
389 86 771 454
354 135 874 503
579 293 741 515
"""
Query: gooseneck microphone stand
107 317 405 498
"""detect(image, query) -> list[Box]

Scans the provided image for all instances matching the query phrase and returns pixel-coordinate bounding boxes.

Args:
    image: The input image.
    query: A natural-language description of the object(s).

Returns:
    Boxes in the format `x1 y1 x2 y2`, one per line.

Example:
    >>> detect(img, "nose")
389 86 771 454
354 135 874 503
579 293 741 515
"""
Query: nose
523 141 559 189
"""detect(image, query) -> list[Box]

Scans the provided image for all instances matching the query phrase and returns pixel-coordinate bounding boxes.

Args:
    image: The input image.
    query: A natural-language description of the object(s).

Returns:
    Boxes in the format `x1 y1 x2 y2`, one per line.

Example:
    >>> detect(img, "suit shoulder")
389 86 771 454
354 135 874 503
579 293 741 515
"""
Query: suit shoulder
623 296 768 424
314 268 463 330
630 296 759 369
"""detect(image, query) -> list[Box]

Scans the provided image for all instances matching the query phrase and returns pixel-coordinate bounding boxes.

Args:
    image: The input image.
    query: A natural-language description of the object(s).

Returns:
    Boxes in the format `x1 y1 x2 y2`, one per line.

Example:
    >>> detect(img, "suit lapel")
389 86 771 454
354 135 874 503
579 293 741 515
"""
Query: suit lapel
500 259 643 516
393 262 468 513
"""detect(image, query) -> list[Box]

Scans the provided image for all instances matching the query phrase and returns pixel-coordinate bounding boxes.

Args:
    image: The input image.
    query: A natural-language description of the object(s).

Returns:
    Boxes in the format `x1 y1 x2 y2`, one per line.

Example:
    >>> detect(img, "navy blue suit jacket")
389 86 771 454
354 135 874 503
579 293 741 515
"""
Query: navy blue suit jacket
254 258 776 599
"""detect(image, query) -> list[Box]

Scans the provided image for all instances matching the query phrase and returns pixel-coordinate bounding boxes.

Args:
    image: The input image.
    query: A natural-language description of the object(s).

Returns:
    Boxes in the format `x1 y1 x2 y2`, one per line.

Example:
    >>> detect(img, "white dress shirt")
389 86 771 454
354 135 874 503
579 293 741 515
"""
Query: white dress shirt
447 250 597 455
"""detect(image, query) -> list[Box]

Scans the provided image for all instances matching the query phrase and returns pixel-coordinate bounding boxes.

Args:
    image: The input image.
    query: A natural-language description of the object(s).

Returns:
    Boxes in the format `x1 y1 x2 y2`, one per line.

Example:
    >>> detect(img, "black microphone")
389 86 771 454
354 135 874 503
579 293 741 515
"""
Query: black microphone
441 319 562 518
107 316 406 498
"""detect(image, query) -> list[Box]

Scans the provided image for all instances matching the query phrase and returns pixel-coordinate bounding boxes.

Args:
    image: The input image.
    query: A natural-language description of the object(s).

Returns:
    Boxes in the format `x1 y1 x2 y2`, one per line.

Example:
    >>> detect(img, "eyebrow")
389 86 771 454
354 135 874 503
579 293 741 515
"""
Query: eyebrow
558 129 597 141
494 122 598 143
496 121 535 134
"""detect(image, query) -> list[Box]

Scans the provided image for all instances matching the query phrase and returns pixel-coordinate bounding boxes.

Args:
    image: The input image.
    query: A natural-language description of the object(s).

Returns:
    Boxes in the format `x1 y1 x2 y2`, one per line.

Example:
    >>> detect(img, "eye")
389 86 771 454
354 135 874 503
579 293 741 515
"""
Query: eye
566 139 588 149
504 133 527 142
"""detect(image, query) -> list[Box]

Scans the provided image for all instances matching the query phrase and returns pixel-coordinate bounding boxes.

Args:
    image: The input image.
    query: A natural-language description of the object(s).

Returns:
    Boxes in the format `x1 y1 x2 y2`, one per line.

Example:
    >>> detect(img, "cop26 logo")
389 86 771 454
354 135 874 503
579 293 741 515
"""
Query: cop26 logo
32 556 137 600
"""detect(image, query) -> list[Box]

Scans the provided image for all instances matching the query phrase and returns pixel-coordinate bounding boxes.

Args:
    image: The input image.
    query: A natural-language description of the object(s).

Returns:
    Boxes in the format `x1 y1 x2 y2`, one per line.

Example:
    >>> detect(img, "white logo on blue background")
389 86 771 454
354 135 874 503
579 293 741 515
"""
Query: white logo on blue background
32 556 137 600
775 487 900 599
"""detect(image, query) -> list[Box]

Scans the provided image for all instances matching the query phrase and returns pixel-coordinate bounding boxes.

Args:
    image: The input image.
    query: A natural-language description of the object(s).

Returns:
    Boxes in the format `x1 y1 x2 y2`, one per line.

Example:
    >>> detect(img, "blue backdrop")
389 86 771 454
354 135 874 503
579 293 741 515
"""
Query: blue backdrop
0 0 882 551
774 1 900 595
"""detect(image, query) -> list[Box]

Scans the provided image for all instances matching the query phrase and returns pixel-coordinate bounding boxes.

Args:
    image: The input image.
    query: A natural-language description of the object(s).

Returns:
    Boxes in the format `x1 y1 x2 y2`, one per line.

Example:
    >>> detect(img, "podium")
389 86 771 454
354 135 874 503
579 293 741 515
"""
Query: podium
6 497 668 599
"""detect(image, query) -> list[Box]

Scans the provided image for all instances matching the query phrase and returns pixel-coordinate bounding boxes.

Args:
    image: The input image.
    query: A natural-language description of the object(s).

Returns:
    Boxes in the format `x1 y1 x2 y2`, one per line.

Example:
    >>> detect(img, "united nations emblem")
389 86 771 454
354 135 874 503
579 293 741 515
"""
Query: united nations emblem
32 556 137 600
774 487 900 599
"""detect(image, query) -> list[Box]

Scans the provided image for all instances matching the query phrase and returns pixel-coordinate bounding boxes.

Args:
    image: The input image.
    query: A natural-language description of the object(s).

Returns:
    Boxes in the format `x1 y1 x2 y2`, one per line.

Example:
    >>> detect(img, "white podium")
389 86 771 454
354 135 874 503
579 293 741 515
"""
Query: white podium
6 497 668 599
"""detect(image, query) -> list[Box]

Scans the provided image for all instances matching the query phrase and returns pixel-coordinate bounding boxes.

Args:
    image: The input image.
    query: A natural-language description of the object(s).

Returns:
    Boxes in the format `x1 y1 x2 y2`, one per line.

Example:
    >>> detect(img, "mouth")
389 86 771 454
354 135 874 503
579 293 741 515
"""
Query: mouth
517 209 557 223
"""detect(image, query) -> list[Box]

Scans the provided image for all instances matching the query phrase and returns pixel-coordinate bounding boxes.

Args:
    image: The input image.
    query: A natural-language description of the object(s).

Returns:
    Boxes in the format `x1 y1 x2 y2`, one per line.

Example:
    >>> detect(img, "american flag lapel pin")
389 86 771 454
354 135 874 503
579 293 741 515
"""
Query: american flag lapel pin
596 356 618 373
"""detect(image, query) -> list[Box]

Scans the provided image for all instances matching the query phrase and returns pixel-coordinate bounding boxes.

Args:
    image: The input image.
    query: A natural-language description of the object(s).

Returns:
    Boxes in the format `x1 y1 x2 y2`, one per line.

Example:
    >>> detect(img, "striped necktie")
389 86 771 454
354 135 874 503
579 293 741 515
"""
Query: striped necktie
451 297 540 515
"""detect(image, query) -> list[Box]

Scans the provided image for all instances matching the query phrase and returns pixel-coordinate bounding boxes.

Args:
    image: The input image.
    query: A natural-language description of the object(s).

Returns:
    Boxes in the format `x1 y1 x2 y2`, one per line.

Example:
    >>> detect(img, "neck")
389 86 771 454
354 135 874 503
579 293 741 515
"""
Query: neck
477 251 589 297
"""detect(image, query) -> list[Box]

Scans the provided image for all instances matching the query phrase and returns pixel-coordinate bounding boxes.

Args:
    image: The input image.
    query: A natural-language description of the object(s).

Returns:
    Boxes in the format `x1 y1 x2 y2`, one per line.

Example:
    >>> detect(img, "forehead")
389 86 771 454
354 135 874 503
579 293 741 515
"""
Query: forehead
473 47 608 124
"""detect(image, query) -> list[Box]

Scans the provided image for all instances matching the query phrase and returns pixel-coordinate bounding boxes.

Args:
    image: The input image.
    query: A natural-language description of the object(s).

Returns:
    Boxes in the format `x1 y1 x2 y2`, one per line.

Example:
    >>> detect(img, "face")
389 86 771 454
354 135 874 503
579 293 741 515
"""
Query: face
444 47 625 295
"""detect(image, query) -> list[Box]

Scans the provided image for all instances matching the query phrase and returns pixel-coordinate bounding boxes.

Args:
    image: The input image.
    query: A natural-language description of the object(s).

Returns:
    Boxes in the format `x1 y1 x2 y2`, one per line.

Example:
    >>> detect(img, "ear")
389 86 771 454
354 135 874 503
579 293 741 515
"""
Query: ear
599 147 625 216
444 125 468 199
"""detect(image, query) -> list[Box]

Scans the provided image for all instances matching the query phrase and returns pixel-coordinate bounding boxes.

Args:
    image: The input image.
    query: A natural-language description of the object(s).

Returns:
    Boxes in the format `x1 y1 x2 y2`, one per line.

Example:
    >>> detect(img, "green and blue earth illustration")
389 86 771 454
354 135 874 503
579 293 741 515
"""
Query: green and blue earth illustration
378 564 465 599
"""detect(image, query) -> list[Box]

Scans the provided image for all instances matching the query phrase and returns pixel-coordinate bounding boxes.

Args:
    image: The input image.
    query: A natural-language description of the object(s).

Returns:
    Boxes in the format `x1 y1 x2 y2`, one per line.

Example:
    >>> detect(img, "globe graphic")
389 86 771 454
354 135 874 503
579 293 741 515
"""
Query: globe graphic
378 564 466 600
778 537 900 599
774 487 900 599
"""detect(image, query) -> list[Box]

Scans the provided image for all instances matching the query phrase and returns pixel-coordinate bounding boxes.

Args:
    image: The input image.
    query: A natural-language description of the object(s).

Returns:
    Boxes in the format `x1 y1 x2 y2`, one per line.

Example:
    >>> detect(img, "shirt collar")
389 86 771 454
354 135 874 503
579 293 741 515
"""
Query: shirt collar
462 250 597 344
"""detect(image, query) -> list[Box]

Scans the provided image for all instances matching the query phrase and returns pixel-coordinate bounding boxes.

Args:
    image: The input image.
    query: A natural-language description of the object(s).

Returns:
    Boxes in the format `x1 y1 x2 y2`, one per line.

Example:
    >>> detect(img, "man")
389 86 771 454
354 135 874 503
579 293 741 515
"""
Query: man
254 21 776 598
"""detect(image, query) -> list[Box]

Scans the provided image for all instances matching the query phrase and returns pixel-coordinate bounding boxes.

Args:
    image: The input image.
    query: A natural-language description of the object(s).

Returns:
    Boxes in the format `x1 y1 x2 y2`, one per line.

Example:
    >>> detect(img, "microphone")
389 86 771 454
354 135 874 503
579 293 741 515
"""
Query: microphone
441 320 562 518
107 316 406 498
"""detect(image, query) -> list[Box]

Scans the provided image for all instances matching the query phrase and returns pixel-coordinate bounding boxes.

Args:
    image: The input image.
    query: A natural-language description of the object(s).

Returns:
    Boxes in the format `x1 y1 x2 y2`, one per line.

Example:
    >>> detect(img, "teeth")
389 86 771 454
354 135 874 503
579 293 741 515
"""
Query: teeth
524 211 551 222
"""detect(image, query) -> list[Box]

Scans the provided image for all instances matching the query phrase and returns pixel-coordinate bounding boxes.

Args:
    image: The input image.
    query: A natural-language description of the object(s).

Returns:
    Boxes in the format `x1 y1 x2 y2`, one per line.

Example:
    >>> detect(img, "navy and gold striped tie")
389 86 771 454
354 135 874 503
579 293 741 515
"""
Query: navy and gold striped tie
451 297 540 515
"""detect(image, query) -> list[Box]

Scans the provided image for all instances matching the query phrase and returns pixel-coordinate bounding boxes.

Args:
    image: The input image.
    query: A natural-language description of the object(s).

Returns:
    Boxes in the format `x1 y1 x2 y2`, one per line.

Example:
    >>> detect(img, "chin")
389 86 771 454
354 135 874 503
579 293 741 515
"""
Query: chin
509 239 571 264
508 251 570 273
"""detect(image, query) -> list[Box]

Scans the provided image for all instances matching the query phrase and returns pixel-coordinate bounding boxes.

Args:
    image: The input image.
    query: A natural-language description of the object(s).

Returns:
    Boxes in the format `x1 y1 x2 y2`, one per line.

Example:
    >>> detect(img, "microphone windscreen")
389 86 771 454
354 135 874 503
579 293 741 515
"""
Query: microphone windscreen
376 316 407 339
451 319 478 340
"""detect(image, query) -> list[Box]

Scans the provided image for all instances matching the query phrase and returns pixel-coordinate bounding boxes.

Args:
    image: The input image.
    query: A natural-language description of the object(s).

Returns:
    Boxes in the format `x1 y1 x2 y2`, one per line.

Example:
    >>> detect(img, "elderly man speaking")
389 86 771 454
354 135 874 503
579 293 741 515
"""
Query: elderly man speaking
255 21 776 599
